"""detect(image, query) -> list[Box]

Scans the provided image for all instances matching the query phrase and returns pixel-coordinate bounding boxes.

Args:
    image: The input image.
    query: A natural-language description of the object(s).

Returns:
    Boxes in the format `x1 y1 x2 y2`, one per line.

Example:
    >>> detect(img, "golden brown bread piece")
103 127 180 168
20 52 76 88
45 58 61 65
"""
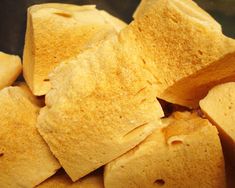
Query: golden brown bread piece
23 3 126 96
37 33 164 181
36 0 235 182
104 112 226 188
127 0 235 108
37 170 104 188
0 86 60 188
200 82 235 165
0 52 22 90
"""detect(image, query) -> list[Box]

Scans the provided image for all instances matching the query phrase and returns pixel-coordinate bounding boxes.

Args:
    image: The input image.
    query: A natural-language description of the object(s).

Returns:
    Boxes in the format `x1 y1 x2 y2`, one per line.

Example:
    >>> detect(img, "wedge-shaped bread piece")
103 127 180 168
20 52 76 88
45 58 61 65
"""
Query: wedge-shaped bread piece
200 82 235 165
125 0 235 108
37 170 103 188
37 34 164 181
0 86 60 188
0 52 22 90
104 112 226 188
23 3 126 96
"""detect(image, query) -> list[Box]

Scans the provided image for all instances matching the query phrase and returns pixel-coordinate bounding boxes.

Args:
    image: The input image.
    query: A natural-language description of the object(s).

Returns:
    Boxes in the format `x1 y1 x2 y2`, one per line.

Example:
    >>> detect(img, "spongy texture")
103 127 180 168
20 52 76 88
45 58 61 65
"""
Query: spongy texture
104 112 226 188
128 0 235 107
0 86 60 188
37 170 104 188
37 33 164 181
23 3 126 96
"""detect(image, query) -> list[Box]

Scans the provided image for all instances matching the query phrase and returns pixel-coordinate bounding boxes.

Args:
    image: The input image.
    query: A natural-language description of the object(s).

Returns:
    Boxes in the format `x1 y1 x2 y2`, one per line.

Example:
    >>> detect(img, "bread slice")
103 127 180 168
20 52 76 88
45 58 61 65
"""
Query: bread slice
37 33 164 181
0 86 60 188
200 82 235 165
126 0 235 108
23 3 126 96
104 112 226 188
0 52 22 90
37 170 103 188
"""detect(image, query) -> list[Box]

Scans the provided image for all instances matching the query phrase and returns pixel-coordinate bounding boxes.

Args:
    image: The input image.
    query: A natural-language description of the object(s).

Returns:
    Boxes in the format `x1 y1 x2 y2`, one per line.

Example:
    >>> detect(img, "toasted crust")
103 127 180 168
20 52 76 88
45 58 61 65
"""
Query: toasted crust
23 3 126 96
104 112 226 188
0 86 60 188
0 52 22 90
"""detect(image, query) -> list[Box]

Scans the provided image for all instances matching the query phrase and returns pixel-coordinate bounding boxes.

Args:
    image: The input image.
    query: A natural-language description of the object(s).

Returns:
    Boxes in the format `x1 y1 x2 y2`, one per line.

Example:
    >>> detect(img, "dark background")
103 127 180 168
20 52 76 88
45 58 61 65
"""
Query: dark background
0 0 234 57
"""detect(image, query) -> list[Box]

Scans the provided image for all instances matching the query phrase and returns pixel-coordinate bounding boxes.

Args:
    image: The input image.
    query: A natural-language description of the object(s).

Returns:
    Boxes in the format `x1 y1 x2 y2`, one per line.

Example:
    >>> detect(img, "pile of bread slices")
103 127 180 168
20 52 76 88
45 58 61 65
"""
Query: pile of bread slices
1 0 235 187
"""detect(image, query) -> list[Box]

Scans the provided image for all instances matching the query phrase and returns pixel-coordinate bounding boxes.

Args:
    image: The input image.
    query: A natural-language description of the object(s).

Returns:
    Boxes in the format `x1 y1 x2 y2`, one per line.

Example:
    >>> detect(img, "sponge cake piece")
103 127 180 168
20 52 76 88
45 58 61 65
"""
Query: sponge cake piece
23 3 126 96
126 0 235 108
0 86 60 188
0 52 22 90
200 82 235 165
104 112 226 188
37 33 164 181
37 170 103 188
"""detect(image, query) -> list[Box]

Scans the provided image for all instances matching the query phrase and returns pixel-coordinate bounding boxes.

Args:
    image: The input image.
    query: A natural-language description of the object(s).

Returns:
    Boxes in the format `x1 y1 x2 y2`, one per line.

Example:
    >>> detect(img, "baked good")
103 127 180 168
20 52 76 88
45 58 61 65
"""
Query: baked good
200 82 235 165
126 0 235 108
23 3 126 96
37 33 164 181
104 112 226 188
37 170 103 188
0 52 22 90
0 86 60 188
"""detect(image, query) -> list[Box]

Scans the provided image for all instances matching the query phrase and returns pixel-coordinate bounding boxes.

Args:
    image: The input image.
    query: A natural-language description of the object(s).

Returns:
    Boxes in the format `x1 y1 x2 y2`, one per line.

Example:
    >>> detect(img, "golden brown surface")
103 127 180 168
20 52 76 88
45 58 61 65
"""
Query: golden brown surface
200 82 235 166
0 86 60 188
0 52 22 90
37 170 104 188
23 3 126 96
37 33 164 181
128 0 235 108
105 112 226 188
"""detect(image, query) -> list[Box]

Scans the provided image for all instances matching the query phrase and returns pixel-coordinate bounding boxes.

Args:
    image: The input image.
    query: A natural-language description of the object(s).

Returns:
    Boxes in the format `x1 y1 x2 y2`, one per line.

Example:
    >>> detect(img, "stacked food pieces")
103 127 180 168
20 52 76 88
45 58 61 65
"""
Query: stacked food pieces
1 0 235 187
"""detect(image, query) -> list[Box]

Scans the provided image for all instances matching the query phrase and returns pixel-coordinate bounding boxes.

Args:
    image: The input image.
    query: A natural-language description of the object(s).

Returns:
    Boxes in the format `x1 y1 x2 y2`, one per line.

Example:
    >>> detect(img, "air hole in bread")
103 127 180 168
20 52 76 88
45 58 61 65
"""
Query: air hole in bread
171 140 183 145
154 179 165 186
43 79 50 82
54 12 72 18
0 153 4 157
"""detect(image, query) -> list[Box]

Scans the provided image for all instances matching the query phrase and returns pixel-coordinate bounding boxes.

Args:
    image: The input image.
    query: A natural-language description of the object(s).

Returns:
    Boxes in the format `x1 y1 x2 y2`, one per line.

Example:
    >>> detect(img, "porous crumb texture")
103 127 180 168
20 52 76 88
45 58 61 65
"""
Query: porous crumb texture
23 3 126 96
37 33 164 181
37 170 103 188
0 87 60 188
125 0 235 108
104 112 226 188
